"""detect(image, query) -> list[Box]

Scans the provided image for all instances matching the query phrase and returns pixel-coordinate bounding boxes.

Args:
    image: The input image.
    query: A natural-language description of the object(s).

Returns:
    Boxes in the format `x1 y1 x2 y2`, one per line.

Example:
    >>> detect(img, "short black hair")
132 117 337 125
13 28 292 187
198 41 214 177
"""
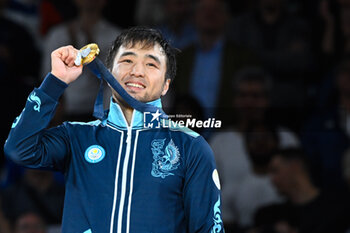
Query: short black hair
106 26 178 82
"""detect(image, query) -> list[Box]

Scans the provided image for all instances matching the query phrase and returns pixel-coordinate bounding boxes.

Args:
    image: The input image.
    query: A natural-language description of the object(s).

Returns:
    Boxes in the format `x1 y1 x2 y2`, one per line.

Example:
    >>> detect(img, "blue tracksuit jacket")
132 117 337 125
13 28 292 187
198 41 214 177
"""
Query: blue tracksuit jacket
4 73 224 233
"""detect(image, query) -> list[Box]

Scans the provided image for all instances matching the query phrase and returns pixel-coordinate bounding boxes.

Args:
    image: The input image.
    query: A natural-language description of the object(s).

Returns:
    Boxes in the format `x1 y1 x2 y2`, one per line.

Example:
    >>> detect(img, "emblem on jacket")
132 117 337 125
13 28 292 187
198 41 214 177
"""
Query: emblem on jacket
11 108 25 128
211 195 223 233
27 92 41 112
84 145 105 163
151 138 180 178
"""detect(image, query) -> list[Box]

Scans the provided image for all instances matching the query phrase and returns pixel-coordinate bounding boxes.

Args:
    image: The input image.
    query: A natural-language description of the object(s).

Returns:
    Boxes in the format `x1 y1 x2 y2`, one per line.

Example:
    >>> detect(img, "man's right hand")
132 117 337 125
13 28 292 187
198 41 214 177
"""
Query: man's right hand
51 45 83 84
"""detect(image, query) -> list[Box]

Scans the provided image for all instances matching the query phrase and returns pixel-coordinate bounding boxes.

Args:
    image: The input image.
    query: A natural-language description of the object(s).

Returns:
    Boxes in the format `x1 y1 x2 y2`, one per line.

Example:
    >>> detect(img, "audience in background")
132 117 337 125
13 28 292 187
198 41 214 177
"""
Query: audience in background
232 123 284 231
1 169 64 227
301 57 350 192
209 67 299 232
39 0 74 38
3 0 43 47
172 0 258 123
3 0 77 46
251 148 350 233
228 0 314 131
0 0 41 172
156 0 197 50
229 0 313 82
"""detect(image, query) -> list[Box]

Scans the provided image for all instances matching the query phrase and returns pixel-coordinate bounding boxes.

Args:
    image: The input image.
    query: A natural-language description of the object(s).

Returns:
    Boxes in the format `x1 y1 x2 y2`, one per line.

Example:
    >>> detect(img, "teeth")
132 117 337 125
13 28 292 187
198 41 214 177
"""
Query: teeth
126 83 144 88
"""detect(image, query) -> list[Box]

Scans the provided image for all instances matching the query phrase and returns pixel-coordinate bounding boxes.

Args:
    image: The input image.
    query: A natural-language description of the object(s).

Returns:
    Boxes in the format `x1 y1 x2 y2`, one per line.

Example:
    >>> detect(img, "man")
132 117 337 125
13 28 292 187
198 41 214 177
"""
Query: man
172 0 258 123
252 148 350 233
4 27 224 233
301 57 350 192
209 67 298 230
228 0 314 131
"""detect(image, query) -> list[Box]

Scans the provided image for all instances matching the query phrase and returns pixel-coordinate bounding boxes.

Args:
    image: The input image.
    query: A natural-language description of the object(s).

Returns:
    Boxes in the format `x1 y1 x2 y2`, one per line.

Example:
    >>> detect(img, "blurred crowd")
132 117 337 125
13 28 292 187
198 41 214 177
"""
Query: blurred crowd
1 0 350 232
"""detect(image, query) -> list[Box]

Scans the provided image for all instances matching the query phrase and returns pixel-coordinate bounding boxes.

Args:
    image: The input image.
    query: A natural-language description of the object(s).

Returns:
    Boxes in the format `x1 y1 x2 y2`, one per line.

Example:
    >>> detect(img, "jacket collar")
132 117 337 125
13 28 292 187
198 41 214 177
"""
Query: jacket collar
107 98 162 128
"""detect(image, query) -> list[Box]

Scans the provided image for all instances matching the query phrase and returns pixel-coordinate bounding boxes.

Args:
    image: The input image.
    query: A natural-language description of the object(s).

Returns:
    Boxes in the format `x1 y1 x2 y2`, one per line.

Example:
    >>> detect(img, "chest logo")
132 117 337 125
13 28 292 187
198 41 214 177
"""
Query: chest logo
151 138 180 178
85 145 105 163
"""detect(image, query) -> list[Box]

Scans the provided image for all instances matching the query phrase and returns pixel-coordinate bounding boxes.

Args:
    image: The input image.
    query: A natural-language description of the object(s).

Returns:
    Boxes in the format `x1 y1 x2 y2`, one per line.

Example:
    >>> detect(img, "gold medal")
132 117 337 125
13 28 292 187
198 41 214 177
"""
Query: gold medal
77 43 100 65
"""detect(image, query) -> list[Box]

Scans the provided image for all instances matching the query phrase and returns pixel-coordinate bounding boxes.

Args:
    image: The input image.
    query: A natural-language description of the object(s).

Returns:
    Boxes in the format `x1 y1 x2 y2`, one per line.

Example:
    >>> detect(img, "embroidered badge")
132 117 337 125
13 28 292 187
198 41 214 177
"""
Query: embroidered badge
84 145 105 163
27 92 41 112
151 138 180 178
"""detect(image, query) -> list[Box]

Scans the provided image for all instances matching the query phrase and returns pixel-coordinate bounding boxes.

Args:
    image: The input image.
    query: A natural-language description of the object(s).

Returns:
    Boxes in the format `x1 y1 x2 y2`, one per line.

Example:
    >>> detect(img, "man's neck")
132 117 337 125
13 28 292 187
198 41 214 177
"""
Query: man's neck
114 97 134 126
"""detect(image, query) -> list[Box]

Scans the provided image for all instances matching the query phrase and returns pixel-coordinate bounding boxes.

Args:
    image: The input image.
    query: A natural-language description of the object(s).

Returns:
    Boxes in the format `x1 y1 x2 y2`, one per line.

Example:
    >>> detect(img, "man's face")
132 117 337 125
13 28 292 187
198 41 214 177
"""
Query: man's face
111 42 170 104
246 128 278 167
233 81 269 122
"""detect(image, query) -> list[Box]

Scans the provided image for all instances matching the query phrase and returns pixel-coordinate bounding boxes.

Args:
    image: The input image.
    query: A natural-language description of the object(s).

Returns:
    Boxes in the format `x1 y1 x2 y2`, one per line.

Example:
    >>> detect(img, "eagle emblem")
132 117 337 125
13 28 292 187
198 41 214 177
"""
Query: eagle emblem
151 139 180 178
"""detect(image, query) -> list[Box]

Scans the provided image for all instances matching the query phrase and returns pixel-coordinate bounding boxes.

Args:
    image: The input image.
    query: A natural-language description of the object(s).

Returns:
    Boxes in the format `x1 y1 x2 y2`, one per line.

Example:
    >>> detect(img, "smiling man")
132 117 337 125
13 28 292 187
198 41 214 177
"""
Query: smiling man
106 37 171 125
4 27 224 233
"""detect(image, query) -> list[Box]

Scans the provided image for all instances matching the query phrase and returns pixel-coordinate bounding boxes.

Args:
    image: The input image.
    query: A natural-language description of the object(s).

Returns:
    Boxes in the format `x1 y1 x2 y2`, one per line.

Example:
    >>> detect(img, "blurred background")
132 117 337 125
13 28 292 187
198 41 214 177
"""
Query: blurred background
1 0 350 232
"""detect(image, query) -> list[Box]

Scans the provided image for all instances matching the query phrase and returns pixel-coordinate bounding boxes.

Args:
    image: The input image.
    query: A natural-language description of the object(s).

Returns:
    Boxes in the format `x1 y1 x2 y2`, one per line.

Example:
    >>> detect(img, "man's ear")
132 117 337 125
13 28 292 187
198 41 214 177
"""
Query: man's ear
161 79 171 96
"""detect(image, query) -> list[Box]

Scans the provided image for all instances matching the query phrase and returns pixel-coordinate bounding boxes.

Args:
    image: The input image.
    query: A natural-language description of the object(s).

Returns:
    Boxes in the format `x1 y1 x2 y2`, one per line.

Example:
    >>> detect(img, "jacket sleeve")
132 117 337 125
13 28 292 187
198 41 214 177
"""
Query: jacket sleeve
183 136 225 233
4 73 70 171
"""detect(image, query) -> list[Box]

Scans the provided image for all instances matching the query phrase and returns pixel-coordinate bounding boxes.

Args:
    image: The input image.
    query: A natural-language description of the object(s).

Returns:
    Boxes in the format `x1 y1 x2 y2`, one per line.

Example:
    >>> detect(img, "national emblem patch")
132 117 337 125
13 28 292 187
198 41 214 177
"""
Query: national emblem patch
84 145 105 163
